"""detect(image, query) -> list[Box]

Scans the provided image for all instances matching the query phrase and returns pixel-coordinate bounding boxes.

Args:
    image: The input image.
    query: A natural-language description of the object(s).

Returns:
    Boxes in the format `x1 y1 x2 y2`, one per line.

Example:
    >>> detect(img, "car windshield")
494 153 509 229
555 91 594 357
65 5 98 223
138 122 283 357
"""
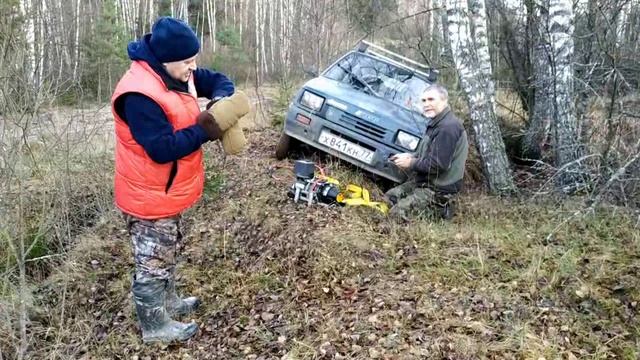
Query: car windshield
324 52 431 114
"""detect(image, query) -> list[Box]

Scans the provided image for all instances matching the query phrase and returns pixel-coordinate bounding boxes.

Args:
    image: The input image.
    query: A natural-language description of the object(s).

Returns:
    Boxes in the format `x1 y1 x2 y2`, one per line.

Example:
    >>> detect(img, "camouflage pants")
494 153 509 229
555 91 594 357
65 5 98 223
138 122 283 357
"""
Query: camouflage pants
384 180 449 220
124 214 182 281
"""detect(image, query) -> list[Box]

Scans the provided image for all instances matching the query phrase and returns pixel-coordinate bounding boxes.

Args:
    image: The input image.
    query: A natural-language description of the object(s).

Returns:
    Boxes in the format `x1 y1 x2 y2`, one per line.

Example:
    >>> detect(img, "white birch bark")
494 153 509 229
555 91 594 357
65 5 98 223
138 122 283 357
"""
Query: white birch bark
58 0 69 77
283 0 292 76
72 0 81 81
213 0 217 50
469 0 494 105
446 0 516 194
122 0 139 38
232 0 236 26
260 0 268 75
615 1 628 43
20 0 36 86
239 0 244 39
184 0 189 24
148 0 155 33
205 0 216 51
37 0 46 87
115 0 120 27
42 0 53 81
224 0 228 26
200 0 206 44
205 0 211 50
269 0 275 73
548 0 588 191
178 0 189 24
279 0 285 69
255 0 261 84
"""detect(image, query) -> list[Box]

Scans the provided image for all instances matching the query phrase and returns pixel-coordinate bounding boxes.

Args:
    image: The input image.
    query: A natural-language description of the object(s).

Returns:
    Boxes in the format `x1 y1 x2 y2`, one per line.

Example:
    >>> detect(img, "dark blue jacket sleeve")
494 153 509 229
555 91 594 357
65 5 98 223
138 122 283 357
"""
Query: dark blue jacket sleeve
193 68 235 99
123 93 210 164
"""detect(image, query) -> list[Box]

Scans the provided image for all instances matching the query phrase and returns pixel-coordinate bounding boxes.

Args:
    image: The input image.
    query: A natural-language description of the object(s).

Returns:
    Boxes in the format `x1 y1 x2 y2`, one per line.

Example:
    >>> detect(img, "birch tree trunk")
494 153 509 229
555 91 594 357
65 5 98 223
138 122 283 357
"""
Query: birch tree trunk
260 0 268 76
269 0 275 73
37 1 46 87
524 1 552 159
446 0 516 194
148 0 155 33
204 0 216 51
135 0 146 38
212 0 216 50
525 43 553 159
178 0 189 24
19 0 36 87
72 0 81 81
224 0 228 26
232 0 237 26
255 0 261 84
280 0 286 69
239 0 245 39
548 0 588 192
285 0 294 76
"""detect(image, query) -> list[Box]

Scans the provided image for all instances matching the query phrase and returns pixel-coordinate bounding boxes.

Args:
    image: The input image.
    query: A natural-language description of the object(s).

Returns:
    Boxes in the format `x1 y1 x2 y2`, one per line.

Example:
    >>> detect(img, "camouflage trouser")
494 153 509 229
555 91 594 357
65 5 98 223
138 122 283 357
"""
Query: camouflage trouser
124 214 182 281
384 180 450 220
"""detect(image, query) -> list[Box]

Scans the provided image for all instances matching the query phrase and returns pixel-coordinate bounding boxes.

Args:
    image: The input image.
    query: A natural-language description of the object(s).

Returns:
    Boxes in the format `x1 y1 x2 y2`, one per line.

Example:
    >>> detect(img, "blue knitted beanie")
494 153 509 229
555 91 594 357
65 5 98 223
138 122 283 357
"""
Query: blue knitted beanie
149 17 200 63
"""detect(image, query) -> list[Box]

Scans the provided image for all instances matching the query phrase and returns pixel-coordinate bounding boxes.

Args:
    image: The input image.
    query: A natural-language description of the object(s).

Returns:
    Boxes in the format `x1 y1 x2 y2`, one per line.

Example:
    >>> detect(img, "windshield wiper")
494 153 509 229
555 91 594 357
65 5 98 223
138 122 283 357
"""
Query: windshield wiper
337 63 382 98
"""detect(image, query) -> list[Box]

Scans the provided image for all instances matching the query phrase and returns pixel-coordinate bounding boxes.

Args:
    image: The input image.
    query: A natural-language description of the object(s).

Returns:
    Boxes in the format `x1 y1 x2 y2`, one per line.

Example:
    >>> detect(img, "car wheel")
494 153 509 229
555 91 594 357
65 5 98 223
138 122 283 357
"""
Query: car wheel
275 132 297 159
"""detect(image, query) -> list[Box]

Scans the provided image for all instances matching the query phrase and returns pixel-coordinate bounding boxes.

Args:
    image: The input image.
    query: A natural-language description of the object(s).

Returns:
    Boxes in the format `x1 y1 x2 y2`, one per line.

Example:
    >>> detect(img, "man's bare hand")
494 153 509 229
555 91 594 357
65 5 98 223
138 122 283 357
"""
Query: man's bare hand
391 153 415 169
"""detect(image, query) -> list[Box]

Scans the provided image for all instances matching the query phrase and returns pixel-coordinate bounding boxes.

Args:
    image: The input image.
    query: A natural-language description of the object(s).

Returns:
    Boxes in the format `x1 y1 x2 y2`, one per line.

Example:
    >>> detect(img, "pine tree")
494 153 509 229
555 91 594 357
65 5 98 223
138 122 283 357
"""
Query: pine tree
81 0 129 101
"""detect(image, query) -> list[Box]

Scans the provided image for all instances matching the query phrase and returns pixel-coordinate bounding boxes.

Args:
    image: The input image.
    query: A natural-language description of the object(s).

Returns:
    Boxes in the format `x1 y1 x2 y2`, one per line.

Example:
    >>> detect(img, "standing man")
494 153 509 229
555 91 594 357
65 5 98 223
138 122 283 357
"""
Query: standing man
111 17 234 343
387 85 469 220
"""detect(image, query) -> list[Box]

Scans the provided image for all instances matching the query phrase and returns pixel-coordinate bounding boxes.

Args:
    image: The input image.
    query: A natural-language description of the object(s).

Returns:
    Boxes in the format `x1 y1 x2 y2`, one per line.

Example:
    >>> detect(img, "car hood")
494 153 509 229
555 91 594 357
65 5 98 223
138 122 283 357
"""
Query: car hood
303 76 427 135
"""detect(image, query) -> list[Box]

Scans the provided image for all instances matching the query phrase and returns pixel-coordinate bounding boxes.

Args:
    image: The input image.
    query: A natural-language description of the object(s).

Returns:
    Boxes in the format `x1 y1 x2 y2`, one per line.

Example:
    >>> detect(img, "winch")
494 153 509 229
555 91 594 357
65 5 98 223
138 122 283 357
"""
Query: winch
287 160 388 214
287 160 341 205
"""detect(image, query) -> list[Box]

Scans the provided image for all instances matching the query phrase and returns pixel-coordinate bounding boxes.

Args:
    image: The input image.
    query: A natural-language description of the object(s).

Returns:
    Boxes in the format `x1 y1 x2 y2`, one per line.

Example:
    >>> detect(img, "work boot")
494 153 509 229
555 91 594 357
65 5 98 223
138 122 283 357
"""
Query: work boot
440 199 456 220
166 270 201 316
132 276 198 343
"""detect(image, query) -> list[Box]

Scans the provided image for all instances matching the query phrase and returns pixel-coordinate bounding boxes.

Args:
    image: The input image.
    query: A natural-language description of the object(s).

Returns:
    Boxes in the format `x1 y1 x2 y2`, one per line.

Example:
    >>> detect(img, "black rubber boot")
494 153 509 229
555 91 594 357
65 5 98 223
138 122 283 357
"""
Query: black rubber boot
440 201 455 220
166 270 201 316
132 276 198 343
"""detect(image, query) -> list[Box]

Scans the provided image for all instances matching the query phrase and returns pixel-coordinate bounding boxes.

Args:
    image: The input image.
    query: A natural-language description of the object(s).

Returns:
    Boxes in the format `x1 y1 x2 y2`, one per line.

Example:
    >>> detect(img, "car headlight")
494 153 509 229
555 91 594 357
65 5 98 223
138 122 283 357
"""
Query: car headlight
395 131 420 151
300 90 325 111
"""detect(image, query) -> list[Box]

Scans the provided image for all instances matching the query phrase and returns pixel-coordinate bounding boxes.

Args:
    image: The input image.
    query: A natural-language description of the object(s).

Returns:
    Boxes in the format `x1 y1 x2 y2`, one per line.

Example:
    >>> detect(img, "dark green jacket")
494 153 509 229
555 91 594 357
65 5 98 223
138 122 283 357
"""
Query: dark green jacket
411 107 469 194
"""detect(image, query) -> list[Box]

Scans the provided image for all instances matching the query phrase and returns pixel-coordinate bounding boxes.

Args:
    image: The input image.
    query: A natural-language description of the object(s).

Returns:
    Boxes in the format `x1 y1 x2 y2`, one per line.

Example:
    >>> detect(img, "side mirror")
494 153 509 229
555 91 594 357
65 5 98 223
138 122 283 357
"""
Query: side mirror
304 66 319 78
428 69 439 82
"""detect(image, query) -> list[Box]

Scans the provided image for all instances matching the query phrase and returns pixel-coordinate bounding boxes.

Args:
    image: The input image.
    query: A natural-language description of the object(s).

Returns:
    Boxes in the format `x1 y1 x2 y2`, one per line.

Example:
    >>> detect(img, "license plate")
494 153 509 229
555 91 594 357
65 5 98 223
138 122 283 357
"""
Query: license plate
318 130 375 164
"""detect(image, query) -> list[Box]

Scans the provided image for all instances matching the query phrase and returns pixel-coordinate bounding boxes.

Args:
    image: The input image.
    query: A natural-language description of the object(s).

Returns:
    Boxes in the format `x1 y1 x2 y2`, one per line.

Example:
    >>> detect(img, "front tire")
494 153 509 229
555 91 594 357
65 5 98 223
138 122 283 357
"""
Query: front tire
275 132 296 159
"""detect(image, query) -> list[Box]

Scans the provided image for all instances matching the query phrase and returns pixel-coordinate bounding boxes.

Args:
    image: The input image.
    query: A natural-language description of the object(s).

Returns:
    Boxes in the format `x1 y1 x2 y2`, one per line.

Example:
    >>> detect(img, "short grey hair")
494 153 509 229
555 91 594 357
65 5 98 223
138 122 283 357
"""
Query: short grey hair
424 84 448 101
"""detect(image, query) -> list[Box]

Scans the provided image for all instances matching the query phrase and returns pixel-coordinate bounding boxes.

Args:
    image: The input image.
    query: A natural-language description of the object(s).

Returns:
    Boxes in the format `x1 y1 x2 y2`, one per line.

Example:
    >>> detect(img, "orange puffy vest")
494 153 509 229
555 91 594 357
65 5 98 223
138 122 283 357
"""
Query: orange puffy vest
111 61 204 219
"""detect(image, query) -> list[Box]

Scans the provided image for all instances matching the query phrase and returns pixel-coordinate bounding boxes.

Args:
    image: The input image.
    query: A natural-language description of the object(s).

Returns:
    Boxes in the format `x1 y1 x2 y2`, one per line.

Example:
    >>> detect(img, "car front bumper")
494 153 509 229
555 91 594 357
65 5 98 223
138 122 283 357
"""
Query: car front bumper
283 104 412 183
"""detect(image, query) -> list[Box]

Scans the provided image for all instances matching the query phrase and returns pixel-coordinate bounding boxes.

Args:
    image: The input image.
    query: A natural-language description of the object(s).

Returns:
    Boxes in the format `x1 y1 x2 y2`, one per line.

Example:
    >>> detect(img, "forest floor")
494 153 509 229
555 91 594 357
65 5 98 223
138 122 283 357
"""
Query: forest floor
2 87 640 359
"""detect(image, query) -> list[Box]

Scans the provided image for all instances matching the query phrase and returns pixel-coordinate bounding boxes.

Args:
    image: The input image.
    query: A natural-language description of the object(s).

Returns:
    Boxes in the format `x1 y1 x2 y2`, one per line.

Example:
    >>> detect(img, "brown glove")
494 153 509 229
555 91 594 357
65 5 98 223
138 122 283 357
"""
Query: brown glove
221 123 247 155
206 91 251 131
196 111 224 140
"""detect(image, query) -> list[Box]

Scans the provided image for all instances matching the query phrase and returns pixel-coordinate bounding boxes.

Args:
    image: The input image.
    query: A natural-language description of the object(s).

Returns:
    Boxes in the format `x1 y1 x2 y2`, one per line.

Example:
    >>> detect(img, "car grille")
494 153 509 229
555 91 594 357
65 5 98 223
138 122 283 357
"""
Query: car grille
339 113 387 139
